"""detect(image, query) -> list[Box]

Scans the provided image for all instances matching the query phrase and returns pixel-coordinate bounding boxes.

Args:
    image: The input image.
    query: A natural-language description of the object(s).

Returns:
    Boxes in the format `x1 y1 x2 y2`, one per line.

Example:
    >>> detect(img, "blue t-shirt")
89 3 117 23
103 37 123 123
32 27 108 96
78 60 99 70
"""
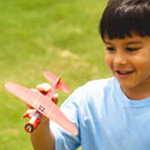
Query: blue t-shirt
50 77 150 150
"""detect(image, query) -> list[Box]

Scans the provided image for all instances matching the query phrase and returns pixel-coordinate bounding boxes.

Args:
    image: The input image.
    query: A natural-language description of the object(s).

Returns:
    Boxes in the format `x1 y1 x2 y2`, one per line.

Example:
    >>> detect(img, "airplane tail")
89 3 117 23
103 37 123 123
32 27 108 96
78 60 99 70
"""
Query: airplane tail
43 71 71 93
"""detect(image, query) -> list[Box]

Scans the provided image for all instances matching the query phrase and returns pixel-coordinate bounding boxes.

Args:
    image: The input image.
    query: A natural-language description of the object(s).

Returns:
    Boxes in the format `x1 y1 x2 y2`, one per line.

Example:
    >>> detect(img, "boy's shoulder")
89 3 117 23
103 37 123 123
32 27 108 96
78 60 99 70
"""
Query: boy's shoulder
82 76 116 91
65 77 119 107
74 77 118 98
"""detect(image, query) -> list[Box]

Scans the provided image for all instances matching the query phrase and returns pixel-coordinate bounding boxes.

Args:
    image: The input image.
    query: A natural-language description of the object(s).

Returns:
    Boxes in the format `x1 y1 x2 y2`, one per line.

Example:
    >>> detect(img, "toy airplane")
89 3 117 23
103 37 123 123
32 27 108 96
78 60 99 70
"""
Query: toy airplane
5 71 78 135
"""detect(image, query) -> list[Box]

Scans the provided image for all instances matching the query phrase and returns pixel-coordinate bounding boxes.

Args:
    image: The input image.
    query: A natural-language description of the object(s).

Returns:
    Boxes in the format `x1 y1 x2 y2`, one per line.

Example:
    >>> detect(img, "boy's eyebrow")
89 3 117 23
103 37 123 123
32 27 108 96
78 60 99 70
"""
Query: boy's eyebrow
126 41 143 45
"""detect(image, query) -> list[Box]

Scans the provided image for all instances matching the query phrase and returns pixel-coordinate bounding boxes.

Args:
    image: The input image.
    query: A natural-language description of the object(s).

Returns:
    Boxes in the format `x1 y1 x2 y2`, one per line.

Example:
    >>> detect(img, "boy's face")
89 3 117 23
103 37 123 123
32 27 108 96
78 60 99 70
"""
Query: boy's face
104 32 150 99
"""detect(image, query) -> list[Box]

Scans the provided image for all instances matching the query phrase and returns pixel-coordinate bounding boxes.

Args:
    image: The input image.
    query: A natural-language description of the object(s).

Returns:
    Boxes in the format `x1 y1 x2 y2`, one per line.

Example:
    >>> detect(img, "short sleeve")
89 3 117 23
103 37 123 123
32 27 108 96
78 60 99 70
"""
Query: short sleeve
50 88 83 150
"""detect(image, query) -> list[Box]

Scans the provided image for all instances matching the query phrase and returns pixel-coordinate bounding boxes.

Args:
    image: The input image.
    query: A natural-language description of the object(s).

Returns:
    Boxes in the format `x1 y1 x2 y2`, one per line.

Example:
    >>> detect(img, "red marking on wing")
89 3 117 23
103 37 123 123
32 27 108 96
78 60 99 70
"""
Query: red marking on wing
5 82 78 135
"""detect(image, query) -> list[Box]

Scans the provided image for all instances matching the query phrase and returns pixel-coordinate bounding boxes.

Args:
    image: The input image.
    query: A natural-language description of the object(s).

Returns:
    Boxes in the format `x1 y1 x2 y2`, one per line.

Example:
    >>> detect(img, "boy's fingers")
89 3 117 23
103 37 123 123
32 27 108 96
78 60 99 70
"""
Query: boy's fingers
36 83 52 93
52 93 59 104
31 83 59 104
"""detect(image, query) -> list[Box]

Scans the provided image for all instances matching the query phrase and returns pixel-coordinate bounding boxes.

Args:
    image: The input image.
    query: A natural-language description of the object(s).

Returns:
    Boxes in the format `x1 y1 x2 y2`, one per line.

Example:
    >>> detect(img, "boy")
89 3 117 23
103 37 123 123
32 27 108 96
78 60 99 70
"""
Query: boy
31 0 150 150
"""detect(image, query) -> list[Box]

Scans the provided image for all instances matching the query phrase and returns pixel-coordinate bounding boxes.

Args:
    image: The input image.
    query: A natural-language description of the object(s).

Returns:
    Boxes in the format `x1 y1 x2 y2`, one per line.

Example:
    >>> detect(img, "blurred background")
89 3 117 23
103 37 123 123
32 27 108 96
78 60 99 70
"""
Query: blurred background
0 0 111 149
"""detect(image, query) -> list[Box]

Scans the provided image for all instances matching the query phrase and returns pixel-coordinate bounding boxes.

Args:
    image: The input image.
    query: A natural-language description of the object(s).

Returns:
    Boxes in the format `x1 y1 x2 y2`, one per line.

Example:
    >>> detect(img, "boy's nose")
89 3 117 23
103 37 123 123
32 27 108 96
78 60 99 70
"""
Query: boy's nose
113 52 127 66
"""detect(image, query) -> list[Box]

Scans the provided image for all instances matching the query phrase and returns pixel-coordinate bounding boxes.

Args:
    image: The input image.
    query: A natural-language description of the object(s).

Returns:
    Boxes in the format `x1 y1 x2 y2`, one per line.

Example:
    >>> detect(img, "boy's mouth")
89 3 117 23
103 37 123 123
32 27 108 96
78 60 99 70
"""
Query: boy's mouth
114 69 134 78
116 70 133 75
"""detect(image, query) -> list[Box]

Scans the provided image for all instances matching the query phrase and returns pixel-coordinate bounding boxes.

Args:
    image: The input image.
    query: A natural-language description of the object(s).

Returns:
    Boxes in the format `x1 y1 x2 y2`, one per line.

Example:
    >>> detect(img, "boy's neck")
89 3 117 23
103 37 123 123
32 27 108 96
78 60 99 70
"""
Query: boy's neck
121 84 150 100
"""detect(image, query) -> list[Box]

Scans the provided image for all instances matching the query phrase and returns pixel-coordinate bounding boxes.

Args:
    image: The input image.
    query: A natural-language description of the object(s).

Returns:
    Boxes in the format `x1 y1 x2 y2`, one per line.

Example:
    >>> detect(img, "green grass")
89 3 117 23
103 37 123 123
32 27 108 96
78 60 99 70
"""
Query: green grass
0 0 110 149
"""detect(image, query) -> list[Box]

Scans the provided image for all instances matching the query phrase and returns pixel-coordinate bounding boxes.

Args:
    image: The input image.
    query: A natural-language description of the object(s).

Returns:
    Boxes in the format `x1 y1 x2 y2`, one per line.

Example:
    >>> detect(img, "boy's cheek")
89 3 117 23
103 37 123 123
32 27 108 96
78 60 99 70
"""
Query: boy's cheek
105 55 112 68
105 60 114 75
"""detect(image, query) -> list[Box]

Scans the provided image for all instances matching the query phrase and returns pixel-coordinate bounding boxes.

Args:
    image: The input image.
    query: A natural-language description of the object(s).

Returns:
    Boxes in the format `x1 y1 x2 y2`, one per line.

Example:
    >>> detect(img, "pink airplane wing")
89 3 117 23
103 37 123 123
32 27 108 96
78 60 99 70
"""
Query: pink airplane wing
43 71 71 93
5 82 78 135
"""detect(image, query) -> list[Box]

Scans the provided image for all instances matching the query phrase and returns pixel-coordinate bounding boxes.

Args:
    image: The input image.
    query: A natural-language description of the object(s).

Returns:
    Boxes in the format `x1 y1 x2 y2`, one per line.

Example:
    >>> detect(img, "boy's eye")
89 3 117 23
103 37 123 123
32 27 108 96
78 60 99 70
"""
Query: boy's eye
126 47 139 51
106 47 115 51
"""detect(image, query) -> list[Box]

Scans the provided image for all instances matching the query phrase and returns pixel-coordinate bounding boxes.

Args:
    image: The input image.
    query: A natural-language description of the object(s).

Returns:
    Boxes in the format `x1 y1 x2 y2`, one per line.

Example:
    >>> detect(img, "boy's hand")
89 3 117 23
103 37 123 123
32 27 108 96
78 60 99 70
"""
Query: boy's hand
26 83 59 127
36 83 58 104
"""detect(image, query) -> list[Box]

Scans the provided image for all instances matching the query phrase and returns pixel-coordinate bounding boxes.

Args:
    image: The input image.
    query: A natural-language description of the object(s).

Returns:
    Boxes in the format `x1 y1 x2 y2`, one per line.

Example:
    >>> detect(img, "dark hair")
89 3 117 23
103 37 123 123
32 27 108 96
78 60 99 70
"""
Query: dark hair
100 0 150 40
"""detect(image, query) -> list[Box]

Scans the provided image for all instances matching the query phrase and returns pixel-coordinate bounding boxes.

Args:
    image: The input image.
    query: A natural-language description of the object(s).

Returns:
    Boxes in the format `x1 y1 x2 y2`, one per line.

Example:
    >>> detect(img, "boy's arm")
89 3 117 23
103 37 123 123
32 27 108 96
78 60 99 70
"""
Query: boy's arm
30 118 55 150
30 83 58 150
